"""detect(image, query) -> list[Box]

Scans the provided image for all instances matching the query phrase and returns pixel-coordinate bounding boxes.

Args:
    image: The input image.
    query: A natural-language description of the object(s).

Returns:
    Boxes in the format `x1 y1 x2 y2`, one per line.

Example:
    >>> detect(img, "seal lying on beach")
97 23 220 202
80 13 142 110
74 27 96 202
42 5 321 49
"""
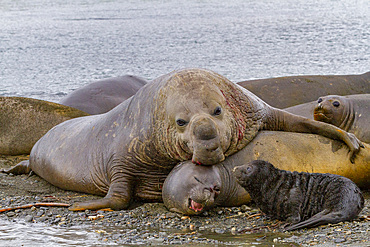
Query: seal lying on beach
285 94 370 143
60 75 148 114
314 94 370 143
237 71 370 108
162 160 249 215
162 131 370 215
1 68 364 211
233 160 364 231
0 97 89 155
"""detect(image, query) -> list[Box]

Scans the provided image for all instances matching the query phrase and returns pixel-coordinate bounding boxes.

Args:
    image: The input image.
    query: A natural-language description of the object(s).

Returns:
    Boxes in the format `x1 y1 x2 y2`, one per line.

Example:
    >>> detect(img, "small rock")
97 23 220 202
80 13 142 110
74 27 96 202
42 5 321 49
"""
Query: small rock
36 210 44 217
334 238 346 243
25 215 33 222
214 228 225 234
88 215 104 220
6 212 15 217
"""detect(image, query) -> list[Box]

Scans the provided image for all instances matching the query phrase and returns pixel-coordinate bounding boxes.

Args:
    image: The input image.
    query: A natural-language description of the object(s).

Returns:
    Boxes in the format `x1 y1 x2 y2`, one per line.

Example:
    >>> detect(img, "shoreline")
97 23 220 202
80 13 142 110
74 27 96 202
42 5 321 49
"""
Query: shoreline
1 155 369 246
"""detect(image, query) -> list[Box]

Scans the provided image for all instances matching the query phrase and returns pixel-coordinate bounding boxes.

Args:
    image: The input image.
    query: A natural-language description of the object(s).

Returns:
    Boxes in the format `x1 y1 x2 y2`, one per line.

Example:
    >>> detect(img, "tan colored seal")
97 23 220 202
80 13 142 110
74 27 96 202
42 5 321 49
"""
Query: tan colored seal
0 97 89 155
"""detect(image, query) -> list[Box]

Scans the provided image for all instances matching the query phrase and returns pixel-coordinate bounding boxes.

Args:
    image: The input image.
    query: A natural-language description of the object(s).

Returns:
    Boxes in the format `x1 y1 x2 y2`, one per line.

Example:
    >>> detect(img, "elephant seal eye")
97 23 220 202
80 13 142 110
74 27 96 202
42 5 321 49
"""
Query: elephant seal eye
317 98 323 103
176 119 188 127
213 106 222 116
332 101 340 107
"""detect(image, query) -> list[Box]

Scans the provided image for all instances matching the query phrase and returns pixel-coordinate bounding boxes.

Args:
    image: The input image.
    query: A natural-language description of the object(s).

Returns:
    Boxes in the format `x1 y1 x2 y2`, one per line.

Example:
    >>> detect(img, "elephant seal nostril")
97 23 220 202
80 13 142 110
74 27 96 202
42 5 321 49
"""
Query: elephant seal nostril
192 121 218 141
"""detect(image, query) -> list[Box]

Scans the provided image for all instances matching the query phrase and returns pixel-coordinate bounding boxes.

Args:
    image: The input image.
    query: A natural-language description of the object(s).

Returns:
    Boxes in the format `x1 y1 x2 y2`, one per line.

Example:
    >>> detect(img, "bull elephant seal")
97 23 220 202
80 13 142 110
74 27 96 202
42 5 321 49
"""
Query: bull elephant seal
285 94 370 143
162 161 249 215
233 160 364 231
237 71 370 108
0 97 89 155
60 75 148 114
162 131 370 215
1 68 363 211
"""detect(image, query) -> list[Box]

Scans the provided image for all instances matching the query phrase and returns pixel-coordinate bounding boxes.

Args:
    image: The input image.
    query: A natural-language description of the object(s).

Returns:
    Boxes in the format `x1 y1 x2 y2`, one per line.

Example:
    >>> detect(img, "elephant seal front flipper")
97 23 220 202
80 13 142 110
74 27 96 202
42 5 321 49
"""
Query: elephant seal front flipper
261 104 364 163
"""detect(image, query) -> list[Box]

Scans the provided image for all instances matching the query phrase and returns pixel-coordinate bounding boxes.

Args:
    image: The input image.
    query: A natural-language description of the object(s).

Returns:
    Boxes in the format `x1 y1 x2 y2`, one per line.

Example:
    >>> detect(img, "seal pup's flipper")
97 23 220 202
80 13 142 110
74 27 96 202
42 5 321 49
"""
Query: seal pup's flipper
0 160 31 175
284 209 343 231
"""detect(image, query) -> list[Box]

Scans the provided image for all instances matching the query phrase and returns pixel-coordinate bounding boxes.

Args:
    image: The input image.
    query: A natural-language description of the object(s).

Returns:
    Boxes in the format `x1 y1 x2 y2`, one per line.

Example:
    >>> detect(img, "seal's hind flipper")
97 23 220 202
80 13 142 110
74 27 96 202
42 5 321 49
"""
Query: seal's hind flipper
285 209 343 231
0 160 31 175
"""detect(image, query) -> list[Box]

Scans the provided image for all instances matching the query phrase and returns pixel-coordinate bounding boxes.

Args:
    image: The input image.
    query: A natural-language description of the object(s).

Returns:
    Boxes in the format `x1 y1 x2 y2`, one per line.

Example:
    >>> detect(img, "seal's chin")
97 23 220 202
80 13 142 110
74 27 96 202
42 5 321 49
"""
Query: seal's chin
191 146 225 165
188 198 204 213
313 112 331 122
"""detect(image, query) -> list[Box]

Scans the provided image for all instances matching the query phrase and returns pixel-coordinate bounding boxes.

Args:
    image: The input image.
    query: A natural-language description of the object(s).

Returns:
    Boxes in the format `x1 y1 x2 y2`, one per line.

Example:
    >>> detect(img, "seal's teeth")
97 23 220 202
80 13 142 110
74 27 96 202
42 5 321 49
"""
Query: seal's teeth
189 199 204 212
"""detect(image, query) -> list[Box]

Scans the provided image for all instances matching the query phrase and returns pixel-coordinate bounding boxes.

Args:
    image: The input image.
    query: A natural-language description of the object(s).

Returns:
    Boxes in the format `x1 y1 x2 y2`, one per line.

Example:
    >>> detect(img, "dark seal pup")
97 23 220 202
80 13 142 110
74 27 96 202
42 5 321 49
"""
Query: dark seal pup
238 71 370 108
60 75 148 114
233 160 364 231
1 68 363 211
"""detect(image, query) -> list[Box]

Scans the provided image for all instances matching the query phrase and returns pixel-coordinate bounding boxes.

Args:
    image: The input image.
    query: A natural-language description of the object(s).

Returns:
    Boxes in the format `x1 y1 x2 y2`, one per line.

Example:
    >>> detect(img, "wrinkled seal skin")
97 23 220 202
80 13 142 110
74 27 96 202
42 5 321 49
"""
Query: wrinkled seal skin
285 94 370 143
233 160 364 231
238 71 370 108
1 68 364 211
0 97 89 155
60 75 148 114
162 131 370 215
314 94 370 143
162 161 249 215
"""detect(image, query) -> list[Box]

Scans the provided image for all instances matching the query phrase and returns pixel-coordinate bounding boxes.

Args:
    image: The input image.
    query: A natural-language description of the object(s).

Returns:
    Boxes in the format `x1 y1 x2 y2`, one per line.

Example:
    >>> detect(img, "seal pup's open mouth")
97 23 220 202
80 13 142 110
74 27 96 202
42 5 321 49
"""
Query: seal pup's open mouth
188 198 204 212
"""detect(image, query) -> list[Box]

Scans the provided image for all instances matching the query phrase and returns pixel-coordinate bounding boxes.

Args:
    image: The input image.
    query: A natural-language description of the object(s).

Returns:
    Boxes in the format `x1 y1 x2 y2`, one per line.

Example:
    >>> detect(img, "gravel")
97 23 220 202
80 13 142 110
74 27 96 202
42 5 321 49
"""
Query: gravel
1 155 369 246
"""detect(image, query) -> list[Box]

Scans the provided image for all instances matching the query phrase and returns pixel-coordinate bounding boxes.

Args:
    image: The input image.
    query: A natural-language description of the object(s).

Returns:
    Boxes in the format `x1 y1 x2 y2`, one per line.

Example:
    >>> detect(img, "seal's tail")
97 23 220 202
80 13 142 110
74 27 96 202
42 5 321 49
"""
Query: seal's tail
0 160 31 175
